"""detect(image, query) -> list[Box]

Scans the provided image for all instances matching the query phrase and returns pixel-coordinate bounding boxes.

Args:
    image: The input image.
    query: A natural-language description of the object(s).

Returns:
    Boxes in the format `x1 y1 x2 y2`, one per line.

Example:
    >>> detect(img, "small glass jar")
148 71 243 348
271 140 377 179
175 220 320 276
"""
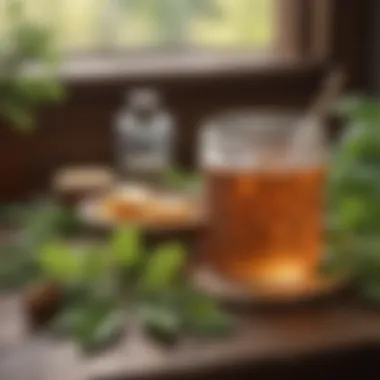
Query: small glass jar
115 88 174 183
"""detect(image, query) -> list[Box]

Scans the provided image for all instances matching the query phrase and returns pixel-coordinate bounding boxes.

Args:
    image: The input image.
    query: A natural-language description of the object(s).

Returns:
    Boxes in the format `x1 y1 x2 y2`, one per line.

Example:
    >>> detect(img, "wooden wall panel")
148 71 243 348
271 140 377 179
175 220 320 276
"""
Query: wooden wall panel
0 65 323 200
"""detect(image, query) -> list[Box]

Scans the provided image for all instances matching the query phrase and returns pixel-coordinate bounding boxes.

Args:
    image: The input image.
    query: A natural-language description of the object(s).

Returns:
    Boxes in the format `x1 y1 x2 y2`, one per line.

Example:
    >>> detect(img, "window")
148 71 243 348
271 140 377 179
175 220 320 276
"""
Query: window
0 0 333 83
1 0 277 53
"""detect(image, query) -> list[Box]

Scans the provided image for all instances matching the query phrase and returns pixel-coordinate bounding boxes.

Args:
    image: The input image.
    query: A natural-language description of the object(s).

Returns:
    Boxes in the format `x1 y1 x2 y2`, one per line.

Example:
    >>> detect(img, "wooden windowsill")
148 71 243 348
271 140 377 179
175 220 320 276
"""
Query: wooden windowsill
56 50 325 85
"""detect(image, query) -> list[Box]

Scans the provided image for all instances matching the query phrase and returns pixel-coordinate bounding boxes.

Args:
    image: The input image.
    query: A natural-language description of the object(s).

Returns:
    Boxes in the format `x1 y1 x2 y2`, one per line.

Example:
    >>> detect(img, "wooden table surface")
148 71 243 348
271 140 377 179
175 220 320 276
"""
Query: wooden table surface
1 292 380 380
1 222 379 379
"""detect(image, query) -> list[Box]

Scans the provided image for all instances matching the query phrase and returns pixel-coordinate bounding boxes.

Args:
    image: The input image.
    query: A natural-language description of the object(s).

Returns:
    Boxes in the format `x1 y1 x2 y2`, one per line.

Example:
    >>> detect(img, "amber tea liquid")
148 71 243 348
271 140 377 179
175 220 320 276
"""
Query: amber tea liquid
203 165 325 290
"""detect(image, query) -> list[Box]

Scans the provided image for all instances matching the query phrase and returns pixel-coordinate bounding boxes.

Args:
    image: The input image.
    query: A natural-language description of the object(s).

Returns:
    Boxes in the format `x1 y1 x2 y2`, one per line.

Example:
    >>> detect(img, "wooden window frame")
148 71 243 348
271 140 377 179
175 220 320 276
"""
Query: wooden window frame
59 0 373 91
278 0 374 91
59 0 327 85
276 0 331 61
57 0 376 99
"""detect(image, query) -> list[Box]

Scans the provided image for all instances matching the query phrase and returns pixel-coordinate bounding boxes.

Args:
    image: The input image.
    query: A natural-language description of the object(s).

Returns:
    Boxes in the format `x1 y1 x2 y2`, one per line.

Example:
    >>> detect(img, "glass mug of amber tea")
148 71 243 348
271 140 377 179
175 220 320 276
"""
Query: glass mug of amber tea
200 112 326 292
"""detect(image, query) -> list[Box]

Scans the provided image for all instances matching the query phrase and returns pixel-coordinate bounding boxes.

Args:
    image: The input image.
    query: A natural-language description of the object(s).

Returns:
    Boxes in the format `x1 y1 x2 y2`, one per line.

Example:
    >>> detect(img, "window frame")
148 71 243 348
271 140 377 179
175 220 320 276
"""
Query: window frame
56 0 375 101
276 0 331 61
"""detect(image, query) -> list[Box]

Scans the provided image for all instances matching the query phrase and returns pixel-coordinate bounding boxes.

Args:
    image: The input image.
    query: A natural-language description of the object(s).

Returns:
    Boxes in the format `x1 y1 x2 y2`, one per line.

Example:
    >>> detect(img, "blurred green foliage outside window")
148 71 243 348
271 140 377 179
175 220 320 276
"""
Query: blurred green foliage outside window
0 0 275 53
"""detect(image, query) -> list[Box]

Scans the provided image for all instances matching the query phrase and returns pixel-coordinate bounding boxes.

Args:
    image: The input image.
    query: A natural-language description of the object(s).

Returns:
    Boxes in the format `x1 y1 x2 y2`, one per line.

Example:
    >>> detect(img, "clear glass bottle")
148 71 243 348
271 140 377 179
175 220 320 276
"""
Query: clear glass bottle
115 88 174 183
200 111 327 292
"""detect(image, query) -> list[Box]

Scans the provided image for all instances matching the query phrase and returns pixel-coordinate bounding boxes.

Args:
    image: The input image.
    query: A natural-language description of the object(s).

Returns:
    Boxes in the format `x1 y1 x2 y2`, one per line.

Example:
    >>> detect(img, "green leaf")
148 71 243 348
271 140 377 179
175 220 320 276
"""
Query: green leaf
82 247 112 282
50 283 123 352
0 238 38 289
359 278 380 303
182 291 233 337
37 242 83 282
60 280 118 311
11 75 64 105
139 243 186 293
335 96 380 120
0 100 34 131
52 301 125 353
111 227 140 269
337 197 369 231
139 302 181 345
79 310 125 354
351 239 380 276
319 248 350 277
50 307 85 338
14 201 80 244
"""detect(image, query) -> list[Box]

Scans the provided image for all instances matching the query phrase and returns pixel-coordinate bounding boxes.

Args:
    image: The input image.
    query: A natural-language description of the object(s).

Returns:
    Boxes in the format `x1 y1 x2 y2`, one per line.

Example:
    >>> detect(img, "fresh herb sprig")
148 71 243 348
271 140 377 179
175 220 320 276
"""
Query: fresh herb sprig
0 199 232 353
38 227 233 353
